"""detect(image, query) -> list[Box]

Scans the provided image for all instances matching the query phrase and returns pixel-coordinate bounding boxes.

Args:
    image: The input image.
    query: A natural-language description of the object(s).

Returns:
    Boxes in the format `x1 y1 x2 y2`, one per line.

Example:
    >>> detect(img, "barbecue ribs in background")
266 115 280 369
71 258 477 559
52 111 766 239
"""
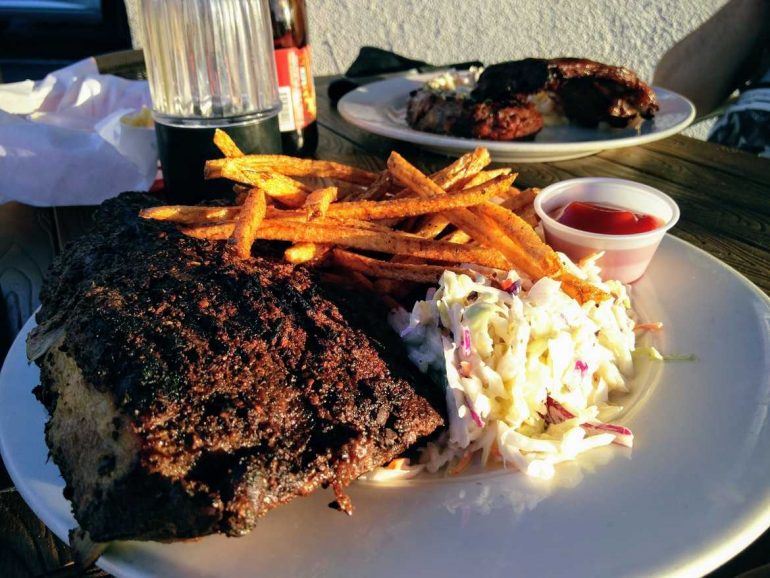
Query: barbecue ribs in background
407 57 659 140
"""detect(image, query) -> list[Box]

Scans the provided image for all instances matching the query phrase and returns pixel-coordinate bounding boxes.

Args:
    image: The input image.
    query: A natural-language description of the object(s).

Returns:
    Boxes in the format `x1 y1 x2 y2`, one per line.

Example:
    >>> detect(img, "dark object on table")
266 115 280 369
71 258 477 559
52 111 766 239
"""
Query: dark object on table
155 121 282 204
708 83 770 157
27 192 444 542
407 57 660 140
346 46 428 78
327 46 482 106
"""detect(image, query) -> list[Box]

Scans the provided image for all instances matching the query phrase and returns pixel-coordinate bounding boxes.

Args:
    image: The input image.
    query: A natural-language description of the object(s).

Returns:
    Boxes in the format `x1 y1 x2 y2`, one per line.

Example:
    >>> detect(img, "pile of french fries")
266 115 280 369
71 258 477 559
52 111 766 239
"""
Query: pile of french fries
139 130 608 306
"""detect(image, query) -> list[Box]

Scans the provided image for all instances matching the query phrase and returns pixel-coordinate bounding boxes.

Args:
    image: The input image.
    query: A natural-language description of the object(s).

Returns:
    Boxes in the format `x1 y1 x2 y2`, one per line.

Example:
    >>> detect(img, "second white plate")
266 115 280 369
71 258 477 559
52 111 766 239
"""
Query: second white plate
338 73 696 162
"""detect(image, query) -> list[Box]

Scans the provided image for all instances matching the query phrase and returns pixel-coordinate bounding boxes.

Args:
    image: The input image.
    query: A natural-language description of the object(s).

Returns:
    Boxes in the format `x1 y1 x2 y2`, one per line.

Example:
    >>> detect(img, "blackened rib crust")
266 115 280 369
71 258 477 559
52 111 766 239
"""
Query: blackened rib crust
30 193 444 542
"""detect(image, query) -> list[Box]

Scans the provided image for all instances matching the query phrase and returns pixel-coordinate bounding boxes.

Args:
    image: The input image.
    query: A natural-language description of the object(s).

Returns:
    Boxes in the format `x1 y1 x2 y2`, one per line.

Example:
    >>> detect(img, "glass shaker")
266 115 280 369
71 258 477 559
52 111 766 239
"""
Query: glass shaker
139 0 282 202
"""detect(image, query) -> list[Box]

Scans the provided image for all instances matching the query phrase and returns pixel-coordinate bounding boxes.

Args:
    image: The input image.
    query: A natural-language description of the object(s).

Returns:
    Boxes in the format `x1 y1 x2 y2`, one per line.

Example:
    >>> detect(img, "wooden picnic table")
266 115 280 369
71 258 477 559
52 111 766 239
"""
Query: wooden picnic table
1 54 769 577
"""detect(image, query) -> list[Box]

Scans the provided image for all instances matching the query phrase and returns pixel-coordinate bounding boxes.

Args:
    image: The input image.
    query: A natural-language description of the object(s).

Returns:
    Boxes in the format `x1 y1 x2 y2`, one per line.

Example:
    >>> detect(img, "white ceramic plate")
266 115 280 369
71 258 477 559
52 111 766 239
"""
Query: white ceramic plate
1 235 769 578
338 73 696 162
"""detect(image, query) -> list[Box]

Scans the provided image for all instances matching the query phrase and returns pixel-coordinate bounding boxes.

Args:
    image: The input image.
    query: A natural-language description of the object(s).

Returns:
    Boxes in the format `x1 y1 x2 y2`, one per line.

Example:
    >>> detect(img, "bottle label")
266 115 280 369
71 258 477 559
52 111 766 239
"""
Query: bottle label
274 46 317 132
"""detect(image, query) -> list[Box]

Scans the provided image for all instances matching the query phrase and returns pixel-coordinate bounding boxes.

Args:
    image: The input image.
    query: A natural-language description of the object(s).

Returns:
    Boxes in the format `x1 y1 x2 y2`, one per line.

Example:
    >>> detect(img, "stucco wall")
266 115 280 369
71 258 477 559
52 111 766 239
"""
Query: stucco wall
305 0 726 138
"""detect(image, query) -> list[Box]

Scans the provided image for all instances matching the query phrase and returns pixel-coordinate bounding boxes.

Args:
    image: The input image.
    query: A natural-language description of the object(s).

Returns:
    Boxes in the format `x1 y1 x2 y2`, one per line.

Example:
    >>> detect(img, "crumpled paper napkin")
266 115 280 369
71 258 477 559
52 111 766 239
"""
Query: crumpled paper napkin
0 58 157 206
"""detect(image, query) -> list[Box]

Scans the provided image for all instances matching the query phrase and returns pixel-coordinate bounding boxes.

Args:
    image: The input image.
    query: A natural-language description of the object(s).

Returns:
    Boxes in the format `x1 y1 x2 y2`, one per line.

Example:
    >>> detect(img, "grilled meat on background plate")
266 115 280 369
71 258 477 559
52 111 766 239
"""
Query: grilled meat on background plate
406 57 659 140
28 193 444 542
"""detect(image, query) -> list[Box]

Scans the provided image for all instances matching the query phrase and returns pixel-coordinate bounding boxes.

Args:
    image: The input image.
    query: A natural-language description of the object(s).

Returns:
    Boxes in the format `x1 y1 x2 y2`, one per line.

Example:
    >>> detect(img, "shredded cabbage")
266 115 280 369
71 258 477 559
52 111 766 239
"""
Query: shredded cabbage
387 253 637 480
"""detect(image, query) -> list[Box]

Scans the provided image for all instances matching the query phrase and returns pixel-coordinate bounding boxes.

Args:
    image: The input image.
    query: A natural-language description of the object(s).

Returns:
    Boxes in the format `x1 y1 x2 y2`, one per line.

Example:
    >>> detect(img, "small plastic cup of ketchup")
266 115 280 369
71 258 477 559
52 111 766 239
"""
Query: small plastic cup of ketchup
534 178 680 283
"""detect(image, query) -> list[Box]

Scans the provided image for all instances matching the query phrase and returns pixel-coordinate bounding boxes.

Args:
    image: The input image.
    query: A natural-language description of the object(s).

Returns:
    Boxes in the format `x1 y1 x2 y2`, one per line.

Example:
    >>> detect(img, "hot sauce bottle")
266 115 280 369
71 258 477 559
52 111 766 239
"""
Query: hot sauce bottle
269 0 319 156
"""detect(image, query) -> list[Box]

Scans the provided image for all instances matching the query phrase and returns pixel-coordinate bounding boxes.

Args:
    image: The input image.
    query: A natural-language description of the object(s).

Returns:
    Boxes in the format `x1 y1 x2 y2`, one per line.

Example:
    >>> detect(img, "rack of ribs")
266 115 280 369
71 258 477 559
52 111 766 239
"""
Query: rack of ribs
28 193 444 543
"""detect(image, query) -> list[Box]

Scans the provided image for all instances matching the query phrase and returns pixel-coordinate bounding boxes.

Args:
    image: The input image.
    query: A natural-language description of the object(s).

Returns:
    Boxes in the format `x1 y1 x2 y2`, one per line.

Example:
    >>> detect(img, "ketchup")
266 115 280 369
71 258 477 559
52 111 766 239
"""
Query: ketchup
551 201 663 235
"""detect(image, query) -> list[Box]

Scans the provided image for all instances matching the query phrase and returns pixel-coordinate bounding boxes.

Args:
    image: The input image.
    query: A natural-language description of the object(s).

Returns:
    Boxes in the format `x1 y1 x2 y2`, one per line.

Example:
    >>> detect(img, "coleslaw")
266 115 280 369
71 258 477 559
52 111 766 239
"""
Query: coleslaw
385 253 637 481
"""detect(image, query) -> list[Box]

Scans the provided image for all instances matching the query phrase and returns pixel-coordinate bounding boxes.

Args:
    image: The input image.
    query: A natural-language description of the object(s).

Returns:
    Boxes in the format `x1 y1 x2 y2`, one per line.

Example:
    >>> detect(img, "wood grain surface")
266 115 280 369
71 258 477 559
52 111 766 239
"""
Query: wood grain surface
0 74 767 578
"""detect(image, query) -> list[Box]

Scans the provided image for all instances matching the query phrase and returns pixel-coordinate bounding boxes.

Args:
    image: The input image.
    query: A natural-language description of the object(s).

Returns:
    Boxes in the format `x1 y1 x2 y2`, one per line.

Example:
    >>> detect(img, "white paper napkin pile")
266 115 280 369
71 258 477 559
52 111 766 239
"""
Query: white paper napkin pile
0 58 157 206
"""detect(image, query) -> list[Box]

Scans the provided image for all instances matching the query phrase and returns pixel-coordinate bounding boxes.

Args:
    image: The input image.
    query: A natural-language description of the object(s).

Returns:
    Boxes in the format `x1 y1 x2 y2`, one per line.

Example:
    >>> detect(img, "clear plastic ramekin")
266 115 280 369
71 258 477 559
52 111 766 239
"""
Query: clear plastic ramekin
534 178 680 283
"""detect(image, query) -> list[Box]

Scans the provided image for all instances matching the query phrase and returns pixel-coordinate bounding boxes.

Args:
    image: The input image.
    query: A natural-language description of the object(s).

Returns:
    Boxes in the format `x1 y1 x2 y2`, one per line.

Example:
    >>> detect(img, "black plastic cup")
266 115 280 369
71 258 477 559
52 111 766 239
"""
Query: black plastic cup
155 114 281 204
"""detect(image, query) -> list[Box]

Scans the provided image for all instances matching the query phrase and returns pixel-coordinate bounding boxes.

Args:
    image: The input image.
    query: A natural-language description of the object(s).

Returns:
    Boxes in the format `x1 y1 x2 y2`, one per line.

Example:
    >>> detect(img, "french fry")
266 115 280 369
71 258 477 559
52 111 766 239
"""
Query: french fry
472 202 561 277
269 178 508 223
205 155 378 185
174 137 611 306
141 204 390 228
182 217 394 238
215 168 309 208
389 155 528 251
180 221 235 240
304 186 338 221
182 219 510 270
295 177 366 200
325 151 484 203
269 211 398 232
388 148 493 202
140 205 240 225
284 242 332 264
290 183 338 265
373 176 513 218
333 219 396 232
559 272 610 303
430 147 491 189
451 207 550 279
140 201 404 228
501 187 539 212
325 181 366 200
213 129 244 158
387 150 512 207
229 188 267 259
411 213 452 239
410 181 526 241
349 170 394 201
462 168 513 189
234 185 249 205
395 159 522 241
332 248 471 283
386 151 464 239
516 205 539 228
387 152 556 280
405 188 536 240
441 228 472 244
